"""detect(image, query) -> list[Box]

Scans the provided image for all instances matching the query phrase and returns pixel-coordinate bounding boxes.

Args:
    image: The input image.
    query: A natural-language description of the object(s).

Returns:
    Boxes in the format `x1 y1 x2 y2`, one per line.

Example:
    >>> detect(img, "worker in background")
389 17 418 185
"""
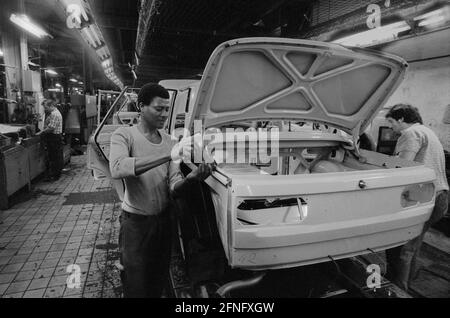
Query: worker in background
36 99 64 181
109 83 211 298
384 103 449 291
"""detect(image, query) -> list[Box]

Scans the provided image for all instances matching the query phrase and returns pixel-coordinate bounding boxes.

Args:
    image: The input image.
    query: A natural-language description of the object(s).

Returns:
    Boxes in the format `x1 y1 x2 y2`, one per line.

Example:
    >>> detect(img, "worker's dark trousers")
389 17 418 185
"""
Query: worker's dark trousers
45 133 63 179
386 190 448 291
119 209 172 298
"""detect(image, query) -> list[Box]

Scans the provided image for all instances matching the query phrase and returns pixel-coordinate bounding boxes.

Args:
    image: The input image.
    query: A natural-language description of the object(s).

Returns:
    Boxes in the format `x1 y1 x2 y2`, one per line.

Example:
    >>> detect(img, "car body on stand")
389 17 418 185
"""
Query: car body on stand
88 38 436 273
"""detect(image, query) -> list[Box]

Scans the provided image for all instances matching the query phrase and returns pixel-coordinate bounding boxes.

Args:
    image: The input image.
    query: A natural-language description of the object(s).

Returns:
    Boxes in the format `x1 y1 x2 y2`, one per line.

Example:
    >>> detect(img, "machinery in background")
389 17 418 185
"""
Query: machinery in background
66 93 97 144
97 90 121 126
367 107 401 156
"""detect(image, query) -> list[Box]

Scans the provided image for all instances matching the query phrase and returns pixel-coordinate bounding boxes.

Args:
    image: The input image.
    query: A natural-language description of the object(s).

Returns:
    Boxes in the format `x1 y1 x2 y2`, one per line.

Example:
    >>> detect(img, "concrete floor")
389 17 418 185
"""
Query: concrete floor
0 154 122 298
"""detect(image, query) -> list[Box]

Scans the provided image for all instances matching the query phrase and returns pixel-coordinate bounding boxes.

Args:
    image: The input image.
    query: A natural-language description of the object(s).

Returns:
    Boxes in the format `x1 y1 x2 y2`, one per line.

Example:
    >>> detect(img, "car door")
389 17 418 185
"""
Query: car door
166 87 196 140
87 88 138 200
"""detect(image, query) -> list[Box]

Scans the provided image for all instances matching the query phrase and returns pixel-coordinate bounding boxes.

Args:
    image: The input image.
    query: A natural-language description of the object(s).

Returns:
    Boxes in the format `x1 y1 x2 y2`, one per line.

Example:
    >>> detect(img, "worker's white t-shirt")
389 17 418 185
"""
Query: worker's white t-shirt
395 123 449 192
109 126 183 215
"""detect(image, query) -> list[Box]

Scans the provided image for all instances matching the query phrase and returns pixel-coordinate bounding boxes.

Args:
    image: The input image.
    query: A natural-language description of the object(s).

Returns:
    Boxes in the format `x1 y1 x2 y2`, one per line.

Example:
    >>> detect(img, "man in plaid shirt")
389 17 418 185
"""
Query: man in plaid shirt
36 99 64 181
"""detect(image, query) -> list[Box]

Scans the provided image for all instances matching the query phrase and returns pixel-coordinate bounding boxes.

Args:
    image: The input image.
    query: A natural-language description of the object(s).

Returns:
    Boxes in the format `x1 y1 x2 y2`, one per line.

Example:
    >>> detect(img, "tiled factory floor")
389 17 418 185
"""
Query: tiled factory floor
0 154 122 298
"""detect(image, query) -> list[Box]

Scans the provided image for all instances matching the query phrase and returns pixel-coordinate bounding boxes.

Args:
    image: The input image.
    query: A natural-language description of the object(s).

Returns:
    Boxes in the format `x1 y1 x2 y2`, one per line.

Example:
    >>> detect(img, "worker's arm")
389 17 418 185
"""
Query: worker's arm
109 129 136 179
109 128 173 178
395 130 421 162
109 129 189 179
134 155 172 176
397 150 417 161
36 113 56 135
169 137 213 197
36 126 55 135
169 162 212 198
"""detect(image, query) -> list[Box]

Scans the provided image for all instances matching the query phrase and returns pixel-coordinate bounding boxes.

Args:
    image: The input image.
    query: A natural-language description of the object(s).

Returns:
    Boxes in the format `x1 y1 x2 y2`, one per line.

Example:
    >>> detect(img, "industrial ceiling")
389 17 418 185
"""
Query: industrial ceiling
2 0 316 89
2 0 139 91
134 0 315 85
3 0 449 91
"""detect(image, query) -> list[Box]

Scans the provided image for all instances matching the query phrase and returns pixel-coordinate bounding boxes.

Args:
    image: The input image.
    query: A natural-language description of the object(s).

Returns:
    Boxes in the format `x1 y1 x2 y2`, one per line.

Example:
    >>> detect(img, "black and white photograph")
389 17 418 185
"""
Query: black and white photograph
0 0 448 303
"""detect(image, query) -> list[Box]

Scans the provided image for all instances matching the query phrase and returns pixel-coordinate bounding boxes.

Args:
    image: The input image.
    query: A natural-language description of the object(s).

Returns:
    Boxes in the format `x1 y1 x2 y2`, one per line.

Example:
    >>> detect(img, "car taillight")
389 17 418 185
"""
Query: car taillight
401 183 435 208
237 197 308 225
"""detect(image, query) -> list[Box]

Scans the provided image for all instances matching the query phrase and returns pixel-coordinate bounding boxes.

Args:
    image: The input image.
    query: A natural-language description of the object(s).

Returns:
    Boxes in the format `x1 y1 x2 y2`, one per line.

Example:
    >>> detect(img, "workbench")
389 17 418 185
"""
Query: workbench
0 144 31 210
0 135 66 210
23 137 48 181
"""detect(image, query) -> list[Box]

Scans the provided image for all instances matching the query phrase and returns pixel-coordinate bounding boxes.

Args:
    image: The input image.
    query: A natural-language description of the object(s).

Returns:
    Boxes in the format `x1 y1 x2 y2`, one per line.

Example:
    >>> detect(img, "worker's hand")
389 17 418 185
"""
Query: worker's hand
171 133 204 163
188 163 212 181
170 137 192 163
191 134 204 163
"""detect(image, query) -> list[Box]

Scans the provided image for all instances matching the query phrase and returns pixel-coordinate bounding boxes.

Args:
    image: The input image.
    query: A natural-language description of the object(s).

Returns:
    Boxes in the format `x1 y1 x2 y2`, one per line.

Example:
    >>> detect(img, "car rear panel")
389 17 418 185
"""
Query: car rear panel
208 166 436 270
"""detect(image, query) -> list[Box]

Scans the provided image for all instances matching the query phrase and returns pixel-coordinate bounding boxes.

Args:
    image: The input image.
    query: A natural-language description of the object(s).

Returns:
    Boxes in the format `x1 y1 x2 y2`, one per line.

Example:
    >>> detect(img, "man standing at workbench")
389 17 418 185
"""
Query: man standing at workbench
109 83 212 298
36 99 64 181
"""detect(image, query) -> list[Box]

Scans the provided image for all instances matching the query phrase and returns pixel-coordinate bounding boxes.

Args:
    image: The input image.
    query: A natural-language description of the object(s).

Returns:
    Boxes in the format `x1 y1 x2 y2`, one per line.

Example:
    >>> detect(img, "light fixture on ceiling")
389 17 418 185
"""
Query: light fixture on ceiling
101 58 112 69
69 78 78 83
253 19 265 27
59 0 123 89
10 14 52 39
45 69 58 75
28 61 40 67
0 49 3 57
80 26 103 48
55 83 61 88
414 6 450 28
332 21 411 47
96 46 110 60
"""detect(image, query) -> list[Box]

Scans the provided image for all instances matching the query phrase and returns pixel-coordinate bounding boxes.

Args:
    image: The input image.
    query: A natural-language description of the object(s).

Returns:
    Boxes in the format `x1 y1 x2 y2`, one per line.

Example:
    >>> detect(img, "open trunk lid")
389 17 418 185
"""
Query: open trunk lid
189 37 408 135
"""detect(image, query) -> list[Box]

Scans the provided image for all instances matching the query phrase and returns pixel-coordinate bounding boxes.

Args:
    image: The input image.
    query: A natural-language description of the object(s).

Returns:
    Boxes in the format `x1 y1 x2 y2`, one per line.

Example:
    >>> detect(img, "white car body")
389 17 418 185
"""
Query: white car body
89 38 436 271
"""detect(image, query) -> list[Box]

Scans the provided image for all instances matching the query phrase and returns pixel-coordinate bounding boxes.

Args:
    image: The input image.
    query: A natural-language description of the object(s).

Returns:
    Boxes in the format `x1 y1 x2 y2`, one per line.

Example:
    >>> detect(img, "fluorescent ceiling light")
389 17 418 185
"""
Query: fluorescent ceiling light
10 14 51 38
48 88 60 92
90 25 102 46
80 27 97 47
78 81 84 85
101 58 112 69
96 47 110 60
332 21 411 47
55 83 61 87
0 49 3 57
81 26 102 48
70 78 78 83
414 7 450 27
45 69 58 75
